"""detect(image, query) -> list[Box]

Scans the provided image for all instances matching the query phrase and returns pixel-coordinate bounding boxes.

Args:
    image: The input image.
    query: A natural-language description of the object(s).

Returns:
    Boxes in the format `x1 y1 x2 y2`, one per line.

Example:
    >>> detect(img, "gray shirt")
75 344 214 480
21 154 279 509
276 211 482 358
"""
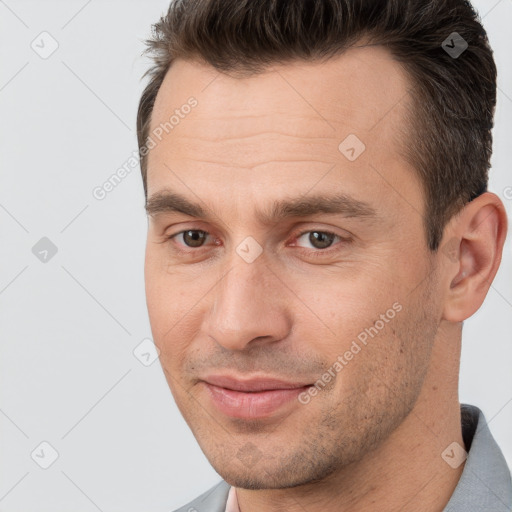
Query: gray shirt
173 403 512 511
443 404 511 511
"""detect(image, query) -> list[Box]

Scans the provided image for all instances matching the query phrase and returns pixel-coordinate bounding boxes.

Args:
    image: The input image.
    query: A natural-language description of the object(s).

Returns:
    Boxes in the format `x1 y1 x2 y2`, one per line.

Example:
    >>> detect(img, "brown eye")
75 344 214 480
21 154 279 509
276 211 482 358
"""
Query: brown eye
298 231 337 250
181 230 208 247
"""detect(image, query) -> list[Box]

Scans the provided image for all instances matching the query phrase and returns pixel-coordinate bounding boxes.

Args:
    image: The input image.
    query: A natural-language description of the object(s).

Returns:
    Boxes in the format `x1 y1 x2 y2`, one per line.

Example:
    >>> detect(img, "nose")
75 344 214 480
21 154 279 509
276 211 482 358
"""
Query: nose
205 257 292 351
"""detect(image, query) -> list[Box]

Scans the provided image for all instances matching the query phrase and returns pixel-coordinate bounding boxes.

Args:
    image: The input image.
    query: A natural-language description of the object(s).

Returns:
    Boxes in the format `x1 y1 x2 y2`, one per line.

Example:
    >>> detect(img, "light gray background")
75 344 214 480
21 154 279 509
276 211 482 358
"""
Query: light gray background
0 1 511 510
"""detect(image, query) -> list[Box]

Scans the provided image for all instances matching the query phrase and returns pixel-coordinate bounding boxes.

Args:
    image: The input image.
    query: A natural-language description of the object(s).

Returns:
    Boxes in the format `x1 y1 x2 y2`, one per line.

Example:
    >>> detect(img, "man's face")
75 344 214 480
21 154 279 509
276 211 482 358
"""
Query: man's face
144 46 443 488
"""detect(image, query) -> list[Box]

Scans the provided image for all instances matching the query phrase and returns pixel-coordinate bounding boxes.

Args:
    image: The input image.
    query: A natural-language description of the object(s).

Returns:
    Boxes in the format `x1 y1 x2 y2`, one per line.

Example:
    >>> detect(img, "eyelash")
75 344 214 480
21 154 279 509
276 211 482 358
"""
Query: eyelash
165 228 350 260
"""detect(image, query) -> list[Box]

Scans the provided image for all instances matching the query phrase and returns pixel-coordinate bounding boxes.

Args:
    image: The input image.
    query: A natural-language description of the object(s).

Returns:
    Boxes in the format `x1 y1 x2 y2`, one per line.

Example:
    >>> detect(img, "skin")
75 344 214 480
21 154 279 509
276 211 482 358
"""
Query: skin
144 45 507 512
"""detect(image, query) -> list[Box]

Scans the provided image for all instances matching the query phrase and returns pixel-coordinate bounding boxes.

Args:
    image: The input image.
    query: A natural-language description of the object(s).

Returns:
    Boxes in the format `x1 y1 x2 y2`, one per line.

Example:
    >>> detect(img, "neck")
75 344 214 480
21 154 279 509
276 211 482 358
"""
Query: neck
236 324 464 512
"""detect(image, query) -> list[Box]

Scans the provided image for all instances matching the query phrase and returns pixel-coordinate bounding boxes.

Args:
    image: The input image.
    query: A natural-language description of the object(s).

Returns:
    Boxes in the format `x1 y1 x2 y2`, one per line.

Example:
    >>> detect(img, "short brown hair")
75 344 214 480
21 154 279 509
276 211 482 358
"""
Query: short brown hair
137 0 497 250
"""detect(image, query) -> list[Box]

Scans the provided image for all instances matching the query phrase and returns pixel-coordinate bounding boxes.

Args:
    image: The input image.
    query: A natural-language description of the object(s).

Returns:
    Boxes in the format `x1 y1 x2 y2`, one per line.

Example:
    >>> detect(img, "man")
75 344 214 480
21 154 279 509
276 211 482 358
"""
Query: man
137 0 511 510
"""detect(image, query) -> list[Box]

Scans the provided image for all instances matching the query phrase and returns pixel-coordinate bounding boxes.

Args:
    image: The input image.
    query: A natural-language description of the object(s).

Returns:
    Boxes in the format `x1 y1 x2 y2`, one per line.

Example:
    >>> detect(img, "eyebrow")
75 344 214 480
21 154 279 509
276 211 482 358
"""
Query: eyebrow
145 188 377 224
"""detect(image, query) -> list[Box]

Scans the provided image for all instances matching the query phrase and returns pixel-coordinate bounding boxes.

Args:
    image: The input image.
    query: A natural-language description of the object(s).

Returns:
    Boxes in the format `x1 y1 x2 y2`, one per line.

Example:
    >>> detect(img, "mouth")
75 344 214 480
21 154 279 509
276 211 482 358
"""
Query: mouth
200 374 313 419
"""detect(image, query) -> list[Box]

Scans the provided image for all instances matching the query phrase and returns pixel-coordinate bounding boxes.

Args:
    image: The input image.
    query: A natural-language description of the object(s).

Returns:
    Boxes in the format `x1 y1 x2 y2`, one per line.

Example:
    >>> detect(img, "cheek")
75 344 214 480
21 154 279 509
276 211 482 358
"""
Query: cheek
287 271 412 405
145 246 191 321
290 269 399 345
144 251 214 360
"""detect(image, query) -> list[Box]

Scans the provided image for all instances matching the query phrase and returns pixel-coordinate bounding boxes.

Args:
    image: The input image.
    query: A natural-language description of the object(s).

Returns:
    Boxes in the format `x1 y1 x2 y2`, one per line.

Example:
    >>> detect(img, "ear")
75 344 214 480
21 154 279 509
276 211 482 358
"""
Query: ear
440 192 508 322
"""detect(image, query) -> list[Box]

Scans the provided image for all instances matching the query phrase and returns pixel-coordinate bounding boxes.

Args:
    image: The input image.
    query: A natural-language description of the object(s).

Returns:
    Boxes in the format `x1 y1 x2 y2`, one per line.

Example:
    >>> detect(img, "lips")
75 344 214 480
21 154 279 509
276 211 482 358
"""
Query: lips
203 374 312 392
201 374 313 419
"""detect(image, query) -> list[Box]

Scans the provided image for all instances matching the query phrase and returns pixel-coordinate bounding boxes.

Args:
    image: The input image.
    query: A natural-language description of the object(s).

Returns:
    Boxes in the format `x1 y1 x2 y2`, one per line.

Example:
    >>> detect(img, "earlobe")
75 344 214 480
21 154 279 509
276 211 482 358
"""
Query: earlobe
442 193 507 322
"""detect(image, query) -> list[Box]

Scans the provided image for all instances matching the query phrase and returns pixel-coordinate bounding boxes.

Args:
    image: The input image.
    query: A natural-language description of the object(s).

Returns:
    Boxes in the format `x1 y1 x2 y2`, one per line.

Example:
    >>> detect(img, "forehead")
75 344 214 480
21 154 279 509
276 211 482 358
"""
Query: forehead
150 44 411 133
146 45 420 217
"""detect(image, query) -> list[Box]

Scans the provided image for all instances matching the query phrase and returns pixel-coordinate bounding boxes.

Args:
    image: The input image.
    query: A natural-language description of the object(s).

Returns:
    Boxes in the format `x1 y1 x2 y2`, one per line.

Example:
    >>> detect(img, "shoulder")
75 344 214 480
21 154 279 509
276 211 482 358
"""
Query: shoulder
172 480 231 512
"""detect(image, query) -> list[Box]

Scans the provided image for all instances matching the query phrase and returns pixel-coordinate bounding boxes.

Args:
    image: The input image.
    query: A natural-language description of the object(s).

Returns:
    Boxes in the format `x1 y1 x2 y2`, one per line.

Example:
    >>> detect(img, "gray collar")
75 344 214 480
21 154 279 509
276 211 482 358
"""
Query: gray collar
442 403 512 511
